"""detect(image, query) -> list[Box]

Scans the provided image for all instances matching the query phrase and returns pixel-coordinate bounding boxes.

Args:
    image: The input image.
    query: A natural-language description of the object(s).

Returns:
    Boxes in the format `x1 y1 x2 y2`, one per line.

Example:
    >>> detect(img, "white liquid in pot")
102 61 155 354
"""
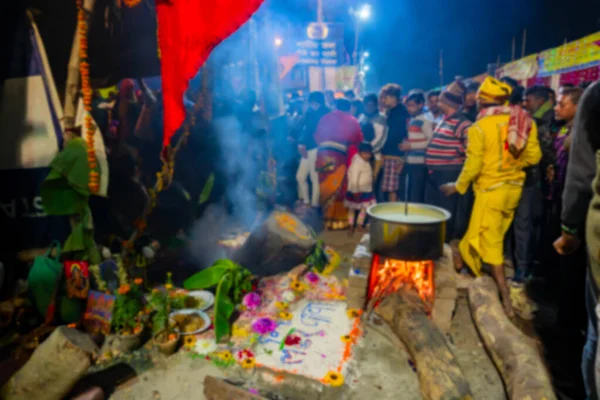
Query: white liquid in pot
377 212 441 224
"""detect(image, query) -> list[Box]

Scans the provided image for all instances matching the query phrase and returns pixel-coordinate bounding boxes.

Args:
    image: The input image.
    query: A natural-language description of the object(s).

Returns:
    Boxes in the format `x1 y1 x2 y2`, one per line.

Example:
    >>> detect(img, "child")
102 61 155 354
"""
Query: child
345 142 376 234
402 90 434 202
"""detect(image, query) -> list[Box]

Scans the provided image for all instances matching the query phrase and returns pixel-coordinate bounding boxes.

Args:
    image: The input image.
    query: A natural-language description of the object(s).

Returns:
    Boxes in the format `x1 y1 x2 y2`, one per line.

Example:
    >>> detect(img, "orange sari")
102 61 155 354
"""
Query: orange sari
317 143 350 230
314 110 364 230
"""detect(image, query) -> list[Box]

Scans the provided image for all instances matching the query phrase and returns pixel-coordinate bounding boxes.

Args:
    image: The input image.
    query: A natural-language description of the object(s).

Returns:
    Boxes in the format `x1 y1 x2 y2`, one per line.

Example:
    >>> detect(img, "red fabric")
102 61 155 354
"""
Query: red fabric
526 76 550 88
314 110 364 165
478 105 533 159
156 0 264 148
559 66 600 86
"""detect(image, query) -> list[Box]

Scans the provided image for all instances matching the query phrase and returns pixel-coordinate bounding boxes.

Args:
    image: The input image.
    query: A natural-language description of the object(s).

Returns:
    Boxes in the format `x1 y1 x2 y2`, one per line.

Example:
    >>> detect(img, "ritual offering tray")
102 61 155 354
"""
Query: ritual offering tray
169 309 212 335
170 290 214 311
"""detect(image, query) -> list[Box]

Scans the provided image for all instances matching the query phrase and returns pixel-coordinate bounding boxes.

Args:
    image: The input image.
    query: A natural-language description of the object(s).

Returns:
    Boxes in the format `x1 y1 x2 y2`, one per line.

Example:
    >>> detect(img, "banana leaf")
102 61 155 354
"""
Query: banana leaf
183 265 230 290
214 272 235 342
183 259 241 290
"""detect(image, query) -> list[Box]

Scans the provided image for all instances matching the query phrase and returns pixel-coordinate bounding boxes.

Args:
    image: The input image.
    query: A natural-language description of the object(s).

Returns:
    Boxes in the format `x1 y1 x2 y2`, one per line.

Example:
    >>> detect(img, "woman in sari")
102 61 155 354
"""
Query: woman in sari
314 98 364 230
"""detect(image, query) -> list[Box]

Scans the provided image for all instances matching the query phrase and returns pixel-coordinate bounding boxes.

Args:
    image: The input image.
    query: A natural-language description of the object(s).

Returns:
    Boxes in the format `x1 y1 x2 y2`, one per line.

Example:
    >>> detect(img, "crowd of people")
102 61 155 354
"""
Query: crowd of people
62 71 600 398
288 77 600 398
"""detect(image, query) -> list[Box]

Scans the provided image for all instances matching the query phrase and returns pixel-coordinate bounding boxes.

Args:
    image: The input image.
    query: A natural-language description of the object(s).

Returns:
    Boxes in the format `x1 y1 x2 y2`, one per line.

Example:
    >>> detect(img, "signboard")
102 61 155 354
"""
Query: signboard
297 23 344 67
496 54 539 81
538 32 600 77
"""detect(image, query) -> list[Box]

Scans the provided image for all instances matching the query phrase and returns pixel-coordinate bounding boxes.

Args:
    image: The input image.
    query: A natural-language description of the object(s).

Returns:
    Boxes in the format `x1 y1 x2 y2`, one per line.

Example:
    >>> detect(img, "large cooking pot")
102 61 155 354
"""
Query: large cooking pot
367 202 451 261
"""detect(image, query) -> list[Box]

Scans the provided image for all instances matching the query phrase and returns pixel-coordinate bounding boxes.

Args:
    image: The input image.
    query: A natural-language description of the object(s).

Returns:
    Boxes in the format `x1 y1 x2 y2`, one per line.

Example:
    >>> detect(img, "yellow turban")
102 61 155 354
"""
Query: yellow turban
478 76 513 105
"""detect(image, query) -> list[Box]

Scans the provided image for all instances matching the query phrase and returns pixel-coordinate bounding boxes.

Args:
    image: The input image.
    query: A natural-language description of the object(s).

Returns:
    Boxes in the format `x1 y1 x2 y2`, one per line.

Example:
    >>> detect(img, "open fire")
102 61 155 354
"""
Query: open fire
367 253 435 310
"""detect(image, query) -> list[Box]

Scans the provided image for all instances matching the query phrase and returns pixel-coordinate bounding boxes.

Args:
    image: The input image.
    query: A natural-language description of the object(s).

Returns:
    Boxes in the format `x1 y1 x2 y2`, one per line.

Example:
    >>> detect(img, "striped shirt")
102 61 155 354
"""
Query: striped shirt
407 113 434 164
425 111 472 170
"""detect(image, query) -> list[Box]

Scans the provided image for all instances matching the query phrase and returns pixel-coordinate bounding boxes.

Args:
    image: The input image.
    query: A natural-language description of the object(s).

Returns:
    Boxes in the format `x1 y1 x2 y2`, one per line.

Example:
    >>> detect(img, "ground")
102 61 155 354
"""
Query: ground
109 231 506 400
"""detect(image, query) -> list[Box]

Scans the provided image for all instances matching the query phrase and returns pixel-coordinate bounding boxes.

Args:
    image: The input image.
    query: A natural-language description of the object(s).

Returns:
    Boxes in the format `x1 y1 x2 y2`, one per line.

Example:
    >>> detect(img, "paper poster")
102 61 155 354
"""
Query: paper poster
83 290 115 335
254 299 355 381
64 260 90 299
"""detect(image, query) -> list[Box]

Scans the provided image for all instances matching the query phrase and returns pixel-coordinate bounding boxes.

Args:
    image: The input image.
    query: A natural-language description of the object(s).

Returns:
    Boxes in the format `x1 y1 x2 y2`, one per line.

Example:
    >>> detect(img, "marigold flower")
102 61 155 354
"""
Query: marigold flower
346 308 361 319
241 357 256 369
67 323 77 329
323 371 345 387
118 284 131 295
184 335 197 349
279 311 293 321
341 334 353 344
134 278 143 285
290 280 307 293
165 283 173 290
219 350 233 362
167 333 178 341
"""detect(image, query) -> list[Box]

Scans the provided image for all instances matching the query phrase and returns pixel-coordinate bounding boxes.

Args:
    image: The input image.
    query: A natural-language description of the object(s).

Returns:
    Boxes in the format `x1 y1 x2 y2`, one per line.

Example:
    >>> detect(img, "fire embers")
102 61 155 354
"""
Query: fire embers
367 254 435 310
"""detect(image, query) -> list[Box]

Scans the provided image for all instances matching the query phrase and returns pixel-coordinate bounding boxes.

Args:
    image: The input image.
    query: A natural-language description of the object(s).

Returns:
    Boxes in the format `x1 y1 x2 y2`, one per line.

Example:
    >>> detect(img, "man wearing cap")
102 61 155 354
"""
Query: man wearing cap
441 77 542 317
424 80 472 241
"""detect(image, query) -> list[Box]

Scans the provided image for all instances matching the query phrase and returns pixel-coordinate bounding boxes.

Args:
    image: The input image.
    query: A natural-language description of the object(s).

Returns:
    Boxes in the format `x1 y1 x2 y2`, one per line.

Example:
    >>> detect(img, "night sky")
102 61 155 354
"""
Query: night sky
3 0 600 94
358 0 600 90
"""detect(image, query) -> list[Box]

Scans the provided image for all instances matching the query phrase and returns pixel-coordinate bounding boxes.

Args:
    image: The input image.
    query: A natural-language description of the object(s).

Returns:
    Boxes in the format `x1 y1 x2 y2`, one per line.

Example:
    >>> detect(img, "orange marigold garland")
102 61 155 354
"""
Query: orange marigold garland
77 0 99 194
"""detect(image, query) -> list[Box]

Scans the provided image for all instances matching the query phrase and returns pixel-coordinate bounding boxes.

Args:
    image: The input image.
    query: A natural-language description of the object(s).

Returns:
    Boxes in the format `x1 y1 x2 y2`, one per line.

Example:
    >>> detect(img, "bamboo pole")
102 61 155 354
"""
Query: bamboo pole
439 49 443 87
511 36 516 62
64 0 96 132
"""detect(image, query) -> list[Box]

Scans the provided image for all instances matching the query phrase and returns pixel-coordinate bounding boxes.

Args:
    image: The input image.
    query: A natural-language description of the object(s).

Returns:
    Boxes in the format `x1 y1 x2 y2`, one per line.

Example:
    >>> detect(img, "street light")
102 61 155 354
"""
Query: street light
274 37 283 48
363 65 370 72
357 4 371 21
363 51 370 58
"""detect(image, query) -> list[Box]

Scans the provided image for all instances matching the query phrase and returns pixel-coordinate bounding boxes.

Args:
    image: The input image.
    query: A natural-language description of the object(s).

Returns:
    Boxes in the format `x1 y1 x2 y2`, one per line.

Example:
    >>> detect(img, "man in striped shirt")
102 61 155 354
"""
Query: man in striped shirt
401 90 434 202
424 80 472 241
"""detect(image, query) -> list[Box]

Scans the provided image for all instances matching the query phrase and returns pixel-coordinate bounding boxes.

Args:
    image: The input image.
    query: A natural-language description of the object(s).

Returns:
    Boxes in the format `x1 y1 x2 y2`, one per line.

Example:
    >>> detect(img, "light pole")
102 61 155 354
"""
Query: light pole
352 4 371 65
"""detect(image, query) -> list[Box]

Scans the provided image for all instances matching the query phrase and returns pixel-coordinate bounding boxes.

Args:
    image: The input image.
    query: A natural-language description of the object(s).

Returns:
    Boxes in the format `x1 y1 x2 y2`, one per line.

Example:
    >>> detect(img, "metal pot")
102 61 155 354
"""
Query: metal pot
367 202 451 261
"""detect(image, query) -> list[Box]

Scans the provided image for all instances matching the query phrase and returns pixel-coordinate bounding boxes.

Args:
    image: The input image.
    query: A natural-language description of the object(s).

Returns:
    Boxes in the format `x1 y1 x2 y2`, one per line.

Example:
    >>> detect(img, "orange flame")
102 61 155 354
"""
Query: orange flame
368 258 434 306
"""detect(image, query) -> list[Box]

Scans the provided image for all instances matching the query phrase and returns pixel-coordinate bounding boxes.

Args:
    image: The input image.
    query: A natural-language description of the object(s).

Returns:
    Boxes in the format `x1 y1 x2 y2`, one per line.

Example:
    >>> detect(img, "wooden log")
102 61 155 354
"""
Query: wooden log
376 290 473 400
203 376 266 400
1 326 99 400
468 276 556 400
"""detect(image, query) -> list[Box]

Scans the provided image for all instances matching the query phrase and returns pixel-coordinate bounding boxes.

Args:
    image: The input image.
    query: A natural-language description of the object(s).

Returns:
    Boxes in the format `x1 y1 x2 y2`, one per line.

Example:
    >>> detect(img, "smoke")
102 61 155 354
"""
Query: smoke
213 113 260 228
187 111 263 267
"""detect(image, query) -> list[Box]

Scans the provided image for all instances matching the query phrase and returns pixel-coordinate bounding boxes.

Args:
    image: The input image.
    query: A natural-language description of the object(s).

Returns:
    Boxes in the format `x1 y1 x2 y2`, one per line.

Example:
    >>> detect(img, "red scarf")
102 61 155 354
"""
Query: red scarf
477 105 533 159
157 0 264 149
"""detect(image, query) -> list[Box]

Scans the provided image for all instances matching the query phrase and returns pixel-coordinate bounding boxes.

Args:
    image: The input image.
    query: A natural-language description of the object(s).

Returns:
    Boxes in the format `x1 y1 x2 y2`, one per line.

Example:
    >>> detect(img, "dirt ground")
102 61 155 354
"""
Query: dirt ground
110 231 506 400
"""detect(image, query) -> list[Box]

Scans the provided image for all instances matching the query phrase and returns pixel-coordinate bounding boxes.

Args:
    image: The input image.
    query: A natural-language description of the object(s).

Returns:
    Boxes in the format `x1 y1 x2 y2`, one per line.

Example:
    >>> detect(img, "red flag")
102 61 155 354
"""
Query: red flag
156 0 264 148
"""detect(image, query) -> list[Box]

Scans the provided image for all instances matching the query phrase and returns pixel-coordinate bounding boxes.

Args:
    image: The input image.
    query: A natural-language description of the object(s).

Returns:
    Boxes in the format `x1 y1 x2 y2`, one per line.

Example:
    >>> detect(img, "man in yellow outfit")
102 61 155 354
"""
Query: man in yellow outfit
441 77 542 316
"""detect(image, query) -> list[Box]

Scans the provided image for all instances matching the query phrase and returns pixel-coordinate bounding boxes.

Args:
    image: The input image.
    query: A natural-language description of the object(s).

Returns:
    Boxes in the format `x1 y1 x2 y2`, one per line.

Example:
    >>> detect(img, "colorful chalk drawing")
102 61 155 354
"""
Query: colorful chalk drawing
254 299 354 380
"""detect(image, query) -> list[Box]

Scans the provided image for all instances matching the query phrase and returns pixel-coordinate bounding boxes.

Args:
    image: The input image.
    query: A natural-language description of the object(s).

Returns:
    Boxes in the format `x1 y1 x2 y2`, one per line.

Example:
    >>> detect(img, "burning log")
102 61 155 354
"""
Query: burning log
468 277 556 400
1 326 99 400
376 290 473 400
232 211 316 277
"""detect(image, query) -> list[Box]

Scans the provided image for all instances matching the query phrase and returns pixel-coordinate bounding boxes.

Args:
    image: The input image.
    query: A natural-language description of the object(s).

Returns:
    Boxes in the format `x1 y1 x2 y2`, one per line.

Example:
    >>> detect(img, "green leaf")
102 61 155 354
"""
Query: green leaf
198 173 215 206
214 273 235 343
183 264 231 290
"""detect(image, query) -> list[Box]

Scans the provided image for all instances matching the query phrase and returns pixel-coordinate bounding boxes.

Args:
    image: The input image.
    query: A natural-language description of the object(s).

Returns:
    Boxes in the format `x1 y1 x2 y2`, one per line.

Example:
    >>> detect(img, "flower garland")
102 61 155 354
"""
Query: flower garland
77 0 99 194
89 264 108 293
